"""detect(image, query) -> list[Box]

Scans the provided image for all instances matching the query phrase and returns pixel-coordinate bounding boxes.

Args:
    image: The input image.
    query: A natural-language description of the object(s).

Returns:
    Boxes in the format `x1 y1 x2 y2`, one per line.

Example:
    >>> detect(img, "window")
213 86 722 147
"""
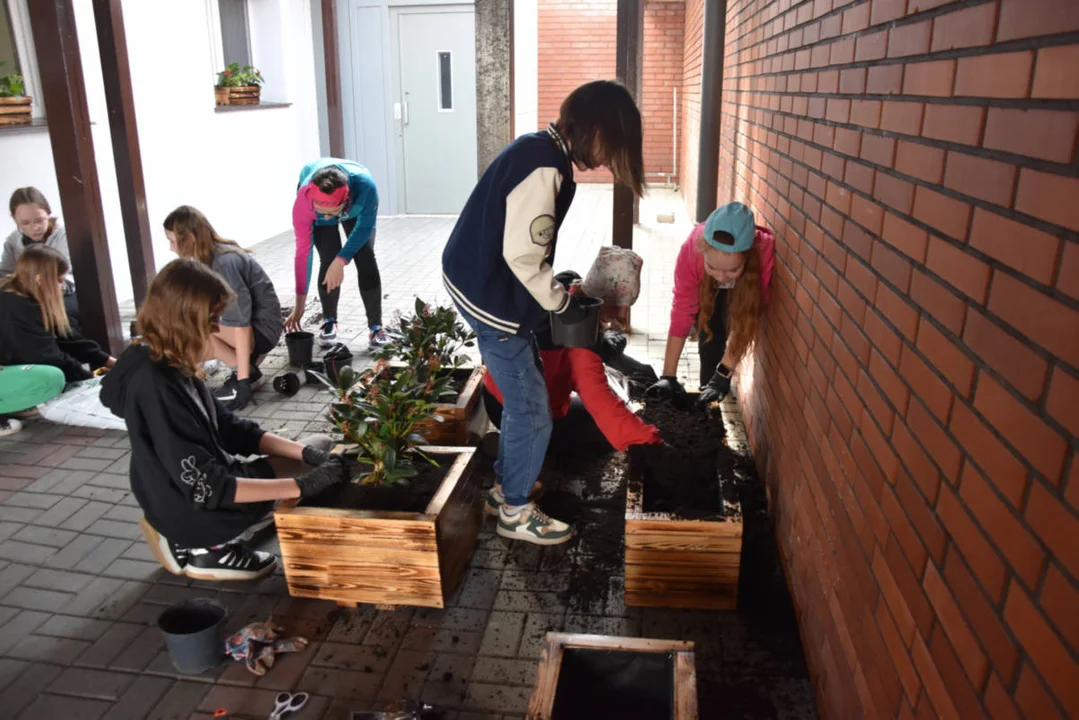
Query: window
0 3 20 76
438 51 452 111
218 0 251 66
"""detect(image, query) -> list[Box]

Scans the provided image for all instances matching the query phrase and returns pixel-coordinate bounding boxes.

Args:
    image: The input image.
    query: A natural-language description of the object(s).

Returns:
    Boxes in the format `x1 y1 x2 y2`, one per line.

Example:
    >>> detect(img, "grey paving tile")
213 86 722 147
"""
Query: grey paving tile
326 607 377 644
76 622 145 669
1 586 75 612
450 568 502 610
70 486 130 504
0 560 35 588
412 607 490 634
362 607 414 648
0 520 24 541
77 539 134 575
76 447 127 461
516 613 566 660
0 662 63 717
499 569 572 592
563 613 640 637
0 657 29 693
24 567 97 592
374 649 435 704
59 457 115 473
470 657 537 687
24 469 95 496
85 520 142 541
299 666 383 702
492 590 567 614
419 652 474 708
36 614 114 642
399 625 483 656
0 609 51 654
48 667 136 701
2 492 66 510
7 633 91 663
11 525 78 548
145 680 210 720
31 497 89 528
98 676 172 720
60 502 115 532
102 558 167 582
88 471 130 489
110 626 166 672
311 642 393 674
463 683 531 715
478 612 524 658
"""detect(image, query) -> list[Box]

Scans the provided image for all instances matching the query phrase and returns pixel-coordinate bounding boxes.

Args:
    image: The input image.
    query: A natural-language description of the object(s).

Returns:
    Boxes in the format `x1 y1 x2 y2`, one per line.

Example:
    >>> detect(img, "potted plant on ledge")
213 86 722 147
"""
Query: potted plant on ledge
214 62 263 106
374 297 485 445
0 62 31 126
275 363 484 608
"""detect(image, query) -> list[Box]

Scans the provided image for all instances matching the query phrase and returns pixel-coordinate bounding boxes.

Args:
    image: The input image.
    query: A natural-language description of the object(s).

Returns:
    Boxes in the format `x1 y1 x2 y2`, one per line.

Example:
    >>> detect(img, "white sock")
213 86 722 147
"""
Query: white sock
502 503 526 516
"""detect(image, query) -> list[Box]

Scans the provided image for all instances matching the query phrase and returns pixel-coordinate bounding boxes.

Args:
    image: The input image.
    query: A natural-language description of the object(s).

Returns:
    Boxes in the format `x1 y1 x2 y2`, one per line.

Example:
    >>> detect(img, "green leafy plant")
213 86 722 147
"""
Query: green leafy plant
375 297 476 387
0 62 26 98
215 62 264 88
315 362 453 486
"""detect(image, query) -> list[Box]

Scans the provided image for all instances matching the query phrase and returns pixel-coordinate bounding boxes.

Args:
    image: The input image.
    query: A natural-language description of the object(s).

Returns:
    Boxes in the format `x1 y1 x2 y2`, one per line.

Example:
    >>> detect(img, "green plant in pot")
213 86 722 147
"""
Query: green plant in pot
374 297 476 386
316 362 454 486
215 62 264 88
0 62 26 98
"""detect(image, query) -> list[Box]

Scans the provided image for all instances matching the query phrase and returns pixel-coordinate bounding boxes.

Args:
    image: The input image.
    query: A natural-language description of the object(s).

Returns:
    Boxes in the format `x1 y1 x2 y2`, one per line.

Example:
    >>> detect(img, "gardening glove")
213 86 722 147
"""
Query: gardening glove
696 364 732 409
597 329 627 363
646 376 686 400
556 293 590 324
225 379 256 411
295 455 348 499
301 445 331 467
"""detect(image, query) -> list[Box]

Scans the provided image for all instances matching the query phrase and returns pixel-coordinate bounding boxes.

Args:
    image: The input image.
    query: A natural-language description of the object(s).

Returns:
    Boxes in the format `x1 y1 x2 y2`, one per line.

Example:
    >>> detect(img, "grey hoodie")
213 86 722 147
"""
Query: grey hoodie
1 222 70 277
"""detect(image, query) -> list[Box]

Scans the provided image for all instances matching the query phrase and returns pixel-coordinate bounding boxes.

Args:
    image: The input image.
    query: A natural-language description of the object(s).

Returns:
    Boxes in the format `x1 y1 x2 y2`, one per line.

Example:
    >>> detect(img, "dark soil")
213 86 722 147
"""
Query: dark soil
308 458 448 513
550 648 674 720
633 398 741 520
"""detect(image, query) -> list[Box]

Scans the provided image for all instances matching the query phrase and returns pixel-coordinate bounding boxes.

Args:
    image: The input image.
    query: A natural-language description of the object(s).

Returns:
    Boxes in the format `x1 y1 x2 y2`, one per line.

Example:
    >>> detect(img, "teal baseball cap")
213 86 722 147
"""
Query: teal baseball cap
703 202 755 253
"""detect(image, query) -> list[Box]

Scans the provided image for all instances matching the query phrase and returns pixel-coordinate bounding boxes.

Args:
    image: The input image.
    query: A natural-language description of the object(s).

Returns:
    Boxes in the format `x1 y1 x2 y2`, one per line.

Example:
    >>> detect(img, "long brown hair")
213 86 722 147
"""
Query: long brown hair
9 187 57 240
136 259 235 377
697 241 762 364
0 245 71 336
556 80 645 197
163 205 248 266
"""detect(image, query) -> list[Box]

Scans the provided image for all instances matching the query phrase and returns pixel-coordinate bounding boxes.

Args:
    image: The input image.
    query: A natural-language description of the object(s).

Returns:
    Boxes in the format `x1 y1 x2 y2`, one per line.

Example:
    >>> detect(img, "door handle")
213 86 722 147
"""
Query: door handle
403 101 409 126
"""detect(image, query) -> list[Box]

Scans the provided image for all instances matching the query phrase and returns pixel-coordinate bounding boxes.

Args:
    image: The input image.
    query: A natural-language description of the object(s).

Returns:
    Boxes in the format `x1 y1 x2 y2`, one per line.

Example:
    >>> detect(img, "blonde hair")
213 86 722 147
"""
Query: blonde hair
0 245 71 336
136 259 235 377
696 239 762 364
163 205 248 267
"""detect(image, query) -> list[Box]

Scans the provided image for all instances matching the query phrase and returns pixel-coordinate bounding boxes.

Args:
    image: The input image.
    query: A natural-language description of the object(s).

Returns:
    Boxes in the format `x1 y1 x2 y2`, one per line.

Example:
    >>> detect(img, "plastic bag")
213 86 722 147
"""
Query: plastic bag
38 377 126 431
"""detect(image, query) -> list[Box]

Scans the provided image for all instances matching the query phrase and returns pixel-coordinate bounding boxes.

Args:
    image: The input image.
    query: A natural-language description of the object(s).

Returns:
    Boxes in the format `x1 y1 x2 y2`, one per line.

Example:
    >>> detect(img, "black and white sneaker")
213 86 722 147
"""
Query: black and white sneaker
184 543 277 581
319 320 338 347
139 518 190 575
214 372 240 403
0 417 23 437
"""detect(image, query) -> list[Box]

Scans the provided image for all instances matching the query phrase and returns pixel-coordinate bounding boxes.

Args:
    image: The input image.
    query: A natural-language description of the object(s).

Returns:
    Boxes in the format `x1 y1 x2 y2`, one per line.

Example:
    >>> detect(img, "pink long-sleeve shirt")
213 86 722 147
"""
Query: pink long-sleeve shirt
668 223 776 338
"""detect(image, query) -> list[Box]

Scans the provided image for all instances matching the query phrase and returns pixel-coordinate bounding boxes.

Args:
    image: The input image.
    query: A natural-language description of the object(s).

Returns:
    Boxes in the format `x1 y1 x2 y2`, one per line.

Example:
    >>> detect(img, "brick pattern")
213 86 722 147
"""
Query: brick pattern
537 0 687 184
709 0 1079 718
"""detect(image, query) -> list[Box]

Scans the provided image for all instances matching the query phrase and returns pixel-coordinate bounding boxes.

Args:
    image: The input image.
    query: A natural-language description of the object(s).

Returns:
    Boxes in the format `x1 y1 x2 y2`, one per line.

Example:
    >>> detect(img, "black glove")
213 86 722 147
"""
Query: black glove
646 376 686 400
696 365 732 409
597 329 627 362
225 378 256 411
301 445 331 467
295 455 349 499
557 294 590 324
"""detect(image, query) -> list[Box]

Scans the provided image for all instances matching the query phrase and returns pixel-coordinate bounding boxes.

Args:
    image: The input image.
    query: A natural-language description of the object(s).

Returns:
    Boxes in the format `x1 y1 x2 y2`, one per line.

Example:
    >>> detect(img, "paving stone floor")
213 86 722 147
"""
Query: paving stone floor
0 187 818 719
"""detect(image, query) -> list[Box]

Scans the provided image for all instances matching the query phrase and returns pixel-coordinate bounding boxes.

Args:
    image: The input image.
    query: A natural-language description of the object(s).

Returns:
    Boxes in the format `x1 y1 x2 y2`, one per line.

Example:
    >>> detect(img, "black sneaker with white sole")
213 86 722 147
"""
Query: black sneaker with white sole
184 544 277 581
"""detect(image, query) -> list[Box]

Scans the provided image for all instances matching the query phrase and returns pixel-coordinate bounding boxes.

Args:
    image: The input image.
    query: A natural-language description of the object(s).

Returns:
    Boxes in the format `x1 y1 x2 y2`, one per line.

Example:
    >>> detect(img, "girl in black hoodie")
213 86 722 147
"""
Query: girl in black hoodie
0 246 114 435
101 259 348 581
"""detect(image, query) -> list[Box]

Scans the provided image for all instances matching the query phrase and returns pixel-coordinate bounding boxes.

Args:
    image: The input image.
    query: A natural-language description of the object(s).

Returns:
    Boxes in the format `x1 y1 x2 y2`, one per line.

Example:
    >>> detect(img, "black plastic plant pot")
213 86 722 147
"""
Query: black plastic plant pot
549 297 603 348
285 331 315 367
157 598 227 675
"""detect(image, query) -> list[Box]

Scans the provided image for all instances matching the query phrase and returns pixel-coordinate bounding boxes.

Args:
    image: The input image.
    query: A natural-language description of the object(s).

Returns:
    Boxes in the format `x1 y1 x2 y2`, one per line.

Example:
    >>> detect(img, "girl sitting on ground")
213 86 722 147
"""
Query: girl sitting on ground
4 187 81 327
101 259 347 582
164 205 283 411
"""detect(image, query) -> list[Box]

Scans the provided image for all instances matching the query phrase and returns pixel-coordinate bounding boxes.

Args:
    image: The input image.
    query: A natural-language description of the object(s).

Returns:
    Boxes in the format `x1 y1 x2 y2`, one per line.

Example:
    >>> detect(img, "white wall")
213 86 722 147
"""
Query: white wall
513 0 538 137
0 0 321 305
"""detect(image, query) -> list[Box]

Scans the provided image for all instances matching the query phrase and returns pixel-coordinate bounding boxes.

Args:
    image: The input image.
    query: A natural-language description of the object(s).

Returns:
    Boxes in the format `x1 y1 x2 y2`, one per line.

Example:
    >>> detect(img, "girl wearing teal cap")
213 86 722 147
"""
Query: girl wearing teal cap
647 202 775 407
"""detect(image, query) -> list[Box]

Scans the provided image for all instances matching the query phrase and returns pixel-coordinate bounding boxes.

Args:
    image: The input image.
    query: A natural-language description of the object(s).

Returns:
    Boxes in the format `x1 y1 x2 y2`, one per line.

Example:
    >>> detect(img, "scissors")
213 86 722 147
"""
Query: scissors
269 691 309 719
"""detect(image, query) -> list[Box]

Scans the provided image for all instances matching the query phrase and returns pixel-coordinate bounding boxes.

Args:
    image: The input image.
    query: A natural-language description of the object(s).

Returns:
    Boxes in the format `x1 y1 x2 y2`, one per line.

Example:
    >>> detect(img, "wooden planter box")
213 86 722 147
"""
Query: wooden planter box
214 85 260 106
624 451 743 611
0 97 32 126
275 446 483 608
527 633 698 720
389 364 484 446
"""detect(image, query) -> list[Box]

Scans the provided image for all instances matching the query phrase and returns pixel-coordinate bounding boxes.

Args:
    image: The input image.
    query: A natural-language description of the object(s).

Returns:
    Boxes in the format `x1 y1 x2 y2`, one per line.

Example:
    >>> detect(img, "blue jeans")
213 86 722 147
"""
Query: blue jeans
458 309 551 506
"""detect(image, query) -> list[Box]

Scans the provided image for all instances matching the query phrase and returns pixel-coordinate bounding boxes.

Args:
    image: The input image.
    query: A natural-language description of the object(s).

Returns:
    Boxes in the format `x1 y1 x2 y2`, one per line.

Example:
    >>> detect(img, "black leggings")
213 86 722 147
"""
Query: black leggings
697 288 728 387
313 220 382 328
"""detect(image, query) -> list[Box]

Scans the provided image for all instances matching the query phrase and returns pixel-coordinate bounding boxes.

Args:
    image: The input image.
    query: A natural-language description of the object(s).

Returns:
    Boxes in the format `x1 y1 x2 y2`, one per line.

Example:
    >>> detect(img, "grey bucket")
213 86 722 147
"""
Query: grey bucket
549 297 604 348
157 598 227 675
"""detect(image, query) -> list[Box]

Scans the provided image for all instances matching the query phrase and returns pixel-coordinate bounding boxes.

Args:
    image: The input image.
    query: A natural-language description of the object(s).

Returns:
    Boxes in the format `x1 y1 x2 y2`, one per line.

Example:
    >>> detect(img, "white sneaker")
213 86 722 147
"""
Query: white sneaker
0 418 23 437
319 320 339 347
496 503 573 545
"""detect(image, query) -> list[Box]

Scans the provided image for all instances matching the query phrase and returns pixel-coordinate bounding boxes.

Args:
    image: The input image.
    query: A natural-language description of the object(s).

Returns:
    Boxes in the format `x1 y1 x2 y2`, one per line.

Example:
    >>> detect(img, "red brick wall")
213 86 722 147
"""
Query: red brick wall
536 0 686 184
680 0 705 214
712 1 1079 718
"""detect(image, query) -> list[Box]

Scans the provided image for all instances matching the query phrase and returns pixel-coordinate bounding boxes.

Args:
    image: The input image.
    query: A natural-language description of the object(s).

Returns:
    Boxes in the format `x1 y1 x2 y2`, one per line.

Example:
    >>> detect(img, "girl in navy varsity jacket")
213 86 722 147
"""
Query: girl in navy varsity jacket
442 80 645 546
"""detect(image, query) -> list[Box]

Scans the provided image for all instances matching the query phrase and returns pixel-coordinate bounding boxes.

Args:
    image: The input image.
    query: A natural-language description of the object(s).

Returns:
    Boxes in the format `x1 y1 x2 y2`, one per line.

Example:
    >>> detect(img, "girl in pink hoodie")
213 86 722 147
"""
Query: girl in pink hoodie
647 202 775 407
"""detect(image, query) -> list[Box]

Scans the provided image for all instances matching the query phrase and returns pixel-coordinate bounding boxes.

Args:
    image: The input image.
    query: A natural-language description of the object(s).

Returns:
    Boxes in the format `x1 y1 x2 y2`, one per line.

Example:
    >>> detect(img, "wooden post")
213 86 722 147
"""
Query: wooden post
93 0 155 309
321 0 345 157
695 0 726 223
613 0 644 249
28 0 123 355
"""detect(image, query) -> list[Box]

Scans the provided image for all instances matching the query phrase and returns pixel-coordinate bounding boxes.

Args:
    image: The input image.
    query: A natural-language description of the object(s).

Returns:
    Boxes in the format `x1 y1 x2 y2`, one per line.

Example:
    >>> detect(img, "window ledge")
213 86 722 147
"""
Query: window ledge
214 101 292 114
0 117 47 135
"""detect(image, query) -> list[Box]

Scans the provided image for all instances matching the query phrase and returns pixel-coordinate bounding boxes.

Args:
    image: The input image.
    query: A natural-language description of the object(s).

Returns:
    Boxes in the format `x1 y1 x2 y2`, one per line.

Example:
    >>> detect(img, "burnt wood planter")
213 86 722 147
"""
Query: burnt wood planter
624 395 744 610
275 445 482 608
214 85 260 106
527 633 698 720
0 97 32 125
